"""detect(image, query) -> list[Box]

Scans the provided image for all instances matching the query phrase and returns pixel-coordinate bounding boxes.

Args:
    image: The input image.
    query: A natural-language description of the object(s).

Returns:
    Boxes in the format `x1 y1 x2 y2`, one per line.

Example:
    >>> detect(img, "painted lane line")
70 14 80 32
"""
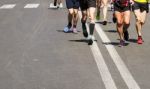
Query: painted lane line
24 4 39 8
0 4 16 9
78 11 117 89
90 42 118 89
95 24 141 89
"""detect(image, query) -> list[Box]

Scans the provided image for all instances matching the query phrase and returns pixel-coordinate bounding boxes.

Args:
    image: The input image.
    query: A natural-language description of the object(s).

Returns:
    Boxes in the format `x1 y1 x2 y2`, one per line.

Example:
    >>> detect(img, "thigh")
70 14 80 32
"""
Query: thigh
123 10 131 24
102 0 108 5
140 11 147 23
115 11 123 24
88 7 96 21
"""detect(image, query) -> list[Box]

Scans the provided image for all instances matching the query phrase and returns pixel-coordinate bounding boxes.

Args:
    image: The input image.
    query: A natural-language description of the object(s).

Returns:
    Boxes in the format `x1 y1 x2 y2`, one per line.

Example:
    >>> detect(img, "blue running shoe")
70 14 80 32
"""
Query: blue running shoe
64 26 70 33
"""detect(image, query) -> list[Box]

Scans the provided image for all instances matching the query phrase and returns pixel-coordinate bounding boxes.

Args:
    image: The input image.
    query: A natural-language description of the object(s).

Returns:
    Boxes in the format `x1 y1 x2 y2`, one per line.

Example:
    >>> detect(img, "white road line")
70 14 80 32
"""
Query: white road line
95 24 141 89
90 41 118 89
78 11 117 89
24 4 39 8
0 4 16 9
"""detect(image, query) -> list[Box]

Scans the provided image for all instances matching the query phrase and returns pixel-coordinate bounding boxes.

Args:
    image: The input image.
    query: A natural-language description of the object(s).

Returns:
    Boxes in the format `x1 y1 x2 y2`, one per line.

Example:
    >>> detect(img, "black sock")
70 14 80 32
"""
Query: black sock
81 20 86 31
89 23 95 35
54 0 57 6
73 25 76 28
67 22 72 28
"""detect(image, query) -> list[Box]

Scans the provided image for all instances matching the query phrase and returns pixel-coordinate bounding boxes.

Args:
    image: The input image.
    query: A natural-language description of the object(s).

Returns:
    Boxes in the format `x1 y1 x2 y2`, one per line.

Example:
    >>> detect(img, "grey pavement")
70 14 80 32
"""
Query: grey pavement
0 0 150 89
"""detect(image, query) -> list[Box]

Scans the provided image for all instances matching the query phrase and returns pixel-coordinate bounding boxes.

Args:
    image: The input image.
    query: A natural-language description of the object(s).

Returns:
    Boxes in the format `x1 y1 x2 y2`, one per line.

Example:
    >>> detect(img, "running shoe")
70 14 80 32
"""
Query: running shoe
87 35 94 45
103 21 107 25
86 35 95 40
49 3 57 8
124 30 129 41
137 36 143 44
59 3 63 8
119 40 125 47
72 28 78 34
64 26 71 33
88 39 93 45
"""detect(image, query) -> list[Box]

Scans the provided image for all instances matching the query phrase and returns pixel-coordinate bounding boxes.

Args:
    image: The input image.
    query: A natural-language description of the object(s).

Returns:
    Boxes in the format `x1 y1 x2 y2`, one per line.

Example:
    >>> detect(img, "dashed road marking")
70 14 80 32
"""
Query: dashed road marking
24 4 39 8
0 4 16 9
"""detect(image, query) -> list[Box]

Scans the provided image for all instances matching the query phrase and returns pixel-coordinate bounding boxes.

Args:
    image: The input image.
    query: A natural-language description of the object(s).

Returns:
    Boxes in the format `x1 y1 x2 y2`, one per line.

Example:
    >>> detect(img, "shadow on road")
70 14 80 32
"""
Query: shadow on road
104 29 117 33
102 42 129 46
69 39 97 43
95 21 112 25
128 39 137 43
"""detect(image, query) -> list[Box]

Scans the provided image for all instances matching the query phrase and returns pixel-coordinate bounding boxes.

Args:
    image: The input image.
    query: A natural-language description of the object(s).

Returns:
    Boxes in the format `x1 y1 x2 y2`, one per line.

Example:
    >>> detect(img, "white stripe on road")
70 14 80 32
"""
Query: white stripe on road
24 4 39 8
79 11 117 89
0 4 16 9
90 41 118 89
95 24 141 89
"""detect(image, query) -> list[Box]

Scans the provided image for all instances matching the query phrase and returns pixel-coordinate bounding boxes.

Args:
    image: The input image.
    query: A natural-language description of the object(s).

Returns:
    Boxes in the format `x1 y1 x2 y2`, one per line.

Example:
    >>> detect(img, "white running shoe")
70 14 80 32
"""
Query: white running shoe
49 3 57 8
72 28 78 34
86 35 95 41
59 3 63 8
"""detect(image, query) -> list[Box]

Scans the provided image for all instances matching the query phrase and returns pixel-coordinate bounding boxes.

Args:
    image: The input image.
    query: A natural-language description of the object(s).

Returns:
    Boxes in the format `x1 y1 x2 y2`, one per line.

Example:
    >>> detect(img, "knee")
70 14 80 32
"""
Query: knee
117 22 123 27
82 14 87 21
68 10 74 15
124 22 130 26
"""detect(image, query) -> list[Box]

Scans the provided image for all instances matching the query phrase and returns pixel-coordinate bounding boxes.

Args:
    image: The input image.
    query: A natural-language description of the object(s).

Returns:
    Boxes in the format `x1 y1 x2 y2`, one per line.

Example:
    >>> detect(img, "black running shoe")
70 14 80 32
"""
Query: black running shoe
124 30 129 41
88 39 93 45
103 21 107 25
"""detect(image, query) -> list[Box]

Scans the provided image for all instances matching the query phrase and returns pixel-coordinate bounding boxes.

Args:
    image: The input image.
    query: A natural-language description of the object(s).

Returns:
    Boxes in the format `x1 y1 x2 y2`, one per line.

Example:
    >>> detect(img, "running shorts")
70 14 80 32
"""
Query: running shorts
66 0 80 9
132 1 149 13
114 2 131 12
79 0 96 11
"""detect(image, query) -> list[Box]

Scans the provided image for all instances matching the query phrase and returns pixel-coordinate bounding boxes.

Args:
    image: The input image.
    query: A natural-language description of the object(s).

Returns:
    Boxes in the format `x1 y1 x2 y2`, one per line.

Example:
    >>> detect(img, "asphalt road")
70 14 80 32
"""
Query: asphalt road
0 0 150 89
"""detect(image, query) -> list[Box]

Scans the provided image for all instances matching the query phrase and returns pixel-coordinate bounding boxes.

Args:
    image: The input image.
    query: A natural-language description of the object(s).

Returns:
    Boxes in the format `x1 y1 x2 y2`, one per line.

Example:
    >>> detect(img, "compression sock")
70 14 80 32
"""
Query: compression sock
67 22 72 28
89 23 95 35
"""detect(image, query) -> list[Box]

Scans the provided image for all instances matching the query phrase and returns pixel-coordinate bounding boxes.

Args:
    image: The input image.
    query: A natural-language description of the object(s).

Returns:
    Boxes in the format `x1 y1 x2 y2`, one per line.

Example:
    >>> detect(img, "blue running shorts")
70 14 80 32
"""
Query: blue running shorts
66 0 80 9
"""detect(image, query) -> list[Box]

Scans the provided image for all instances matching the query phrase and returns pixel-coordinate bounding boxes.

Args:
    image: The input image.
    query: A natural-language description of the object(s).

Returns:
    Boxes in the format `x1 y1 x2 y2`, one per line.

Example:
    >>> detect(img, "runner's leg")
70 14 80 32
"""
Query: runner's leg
123 10 130 41
72 9 79 33
115 11 124 41
102 0 108 25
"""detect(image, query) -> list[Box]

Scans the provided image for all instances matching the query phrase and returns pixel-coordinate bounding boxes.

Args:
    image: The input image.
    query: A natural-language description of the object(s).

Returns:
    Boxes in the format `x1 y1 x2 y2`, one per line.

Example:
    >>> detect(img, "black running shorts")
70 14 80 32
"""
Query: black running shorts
132 1 149 13
114 3 131 12
66 0 80 9
79 0 96 11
